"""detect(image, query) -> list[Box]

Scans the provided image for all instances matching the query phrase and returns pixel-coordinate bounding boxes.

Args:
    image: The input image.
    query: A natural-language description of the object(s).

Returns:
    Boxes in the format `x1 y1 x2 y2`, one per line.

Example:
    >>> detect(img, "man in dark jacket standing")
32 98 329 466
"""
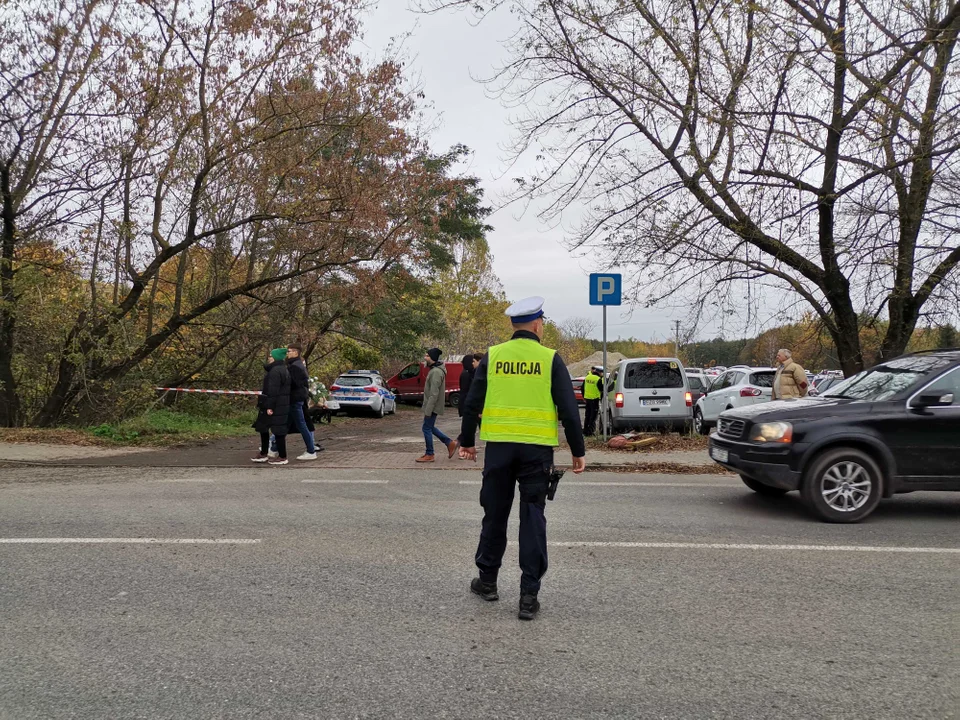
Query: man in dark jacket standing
459 297 586 620
416 348 458 463
252 348 291 465
284 343 319 460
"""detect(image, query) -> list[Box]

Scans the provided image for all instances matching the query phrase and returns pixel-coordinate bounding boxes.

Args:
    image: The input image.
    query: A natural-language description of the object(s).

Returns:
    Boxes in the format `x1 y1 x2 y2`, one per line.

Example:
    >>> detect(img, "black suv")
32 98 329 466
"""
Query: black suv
708 350 960 522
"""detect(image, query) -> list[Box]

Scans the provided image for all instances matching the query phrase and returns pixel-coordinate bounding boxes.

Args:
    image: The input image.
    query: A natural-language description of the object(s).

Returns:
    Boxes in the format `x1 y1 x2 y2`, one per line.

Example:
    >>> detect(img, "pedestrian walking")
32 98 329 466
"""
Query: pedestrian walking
582 365 604 435
459 297 586 620
772 349 809 400
251 348 291 466
270 343 320 460
416 348 458 463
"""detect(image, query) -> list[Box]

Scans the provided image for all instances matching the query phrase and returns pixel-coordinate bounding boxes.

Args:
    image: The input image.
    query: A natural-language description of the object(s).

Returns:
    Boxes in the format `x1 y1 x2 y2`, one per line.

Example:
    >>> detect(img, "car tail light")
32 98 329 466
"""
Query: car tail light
615 392 624 408
330 385 340 392
364 385 378 393
685 392 692 407
647 358 657 364
740 387 762 397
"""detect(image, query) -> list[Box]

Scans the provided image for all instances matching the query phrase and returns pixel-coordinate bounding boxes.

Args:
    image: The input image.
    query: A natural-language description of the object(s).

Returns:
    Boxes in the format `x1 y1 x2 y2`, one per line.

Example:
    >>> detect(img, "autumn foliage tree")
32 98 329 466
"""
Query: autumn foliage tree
1 0 478 425
432 0 960 376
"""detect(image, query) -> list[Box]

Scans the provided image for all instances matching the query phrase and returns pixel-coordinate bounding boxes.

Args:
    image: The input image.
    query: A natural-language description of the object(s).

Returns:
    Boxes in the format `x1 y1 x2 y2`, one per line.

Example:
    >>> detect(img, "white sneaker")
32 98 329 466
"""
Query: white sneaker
269 458 288 466
267 450 279 458
297 452 318 461
251 455 269 463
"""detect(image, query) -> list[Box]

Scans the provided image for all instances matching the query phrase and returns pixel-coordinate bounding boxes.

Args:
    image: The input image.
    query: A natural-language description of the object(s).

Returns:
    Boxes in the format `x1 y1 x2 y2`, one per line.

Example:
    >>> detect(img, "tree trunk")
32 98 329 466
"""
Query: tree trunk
31 358 80 427
0 166 20 426
878 303 920 362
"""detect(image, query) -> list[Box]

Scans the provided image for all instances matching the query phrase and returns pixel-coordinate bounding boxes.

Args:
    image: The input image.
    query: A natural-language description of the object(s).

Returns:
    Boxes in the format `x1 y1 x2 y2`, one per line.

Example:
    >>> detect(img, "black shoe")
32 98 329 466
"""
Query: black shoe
470 577 499 602
518 593 540 620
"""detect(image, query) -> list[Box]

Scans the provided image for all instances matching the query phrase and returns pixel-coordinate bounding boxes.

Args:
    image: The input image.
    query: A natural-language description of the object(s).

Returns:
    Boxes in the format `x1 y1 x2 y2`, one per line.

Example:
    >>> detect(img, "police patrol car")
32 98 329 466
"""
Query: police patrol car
328 370 397 418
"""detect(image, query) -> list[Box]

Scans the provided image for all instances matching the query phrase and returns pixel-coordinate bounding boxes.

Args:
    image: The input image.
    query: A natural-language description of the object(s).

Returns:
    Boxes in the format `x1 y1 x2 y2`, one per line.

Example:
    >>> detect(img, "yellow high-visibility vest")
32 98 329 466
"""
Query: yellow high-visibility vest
583 372 602 400
480 338 559 446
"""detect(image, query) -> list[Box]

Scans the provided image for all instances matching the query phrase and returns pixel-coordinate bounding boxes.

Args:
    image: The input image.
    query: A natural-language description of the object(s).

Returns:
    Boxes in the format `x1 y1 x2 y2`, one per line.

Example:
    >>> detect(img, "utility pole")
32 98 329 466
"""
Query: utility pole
674 320 681 358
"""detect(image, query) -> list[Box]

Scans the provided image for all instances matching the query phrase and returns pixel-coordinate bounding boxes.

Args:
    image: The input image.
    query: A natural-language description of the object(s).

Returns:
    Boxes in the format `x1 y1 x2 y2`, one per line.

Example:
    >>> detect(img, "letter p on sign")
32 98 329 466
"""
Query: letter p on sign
589 273 622 306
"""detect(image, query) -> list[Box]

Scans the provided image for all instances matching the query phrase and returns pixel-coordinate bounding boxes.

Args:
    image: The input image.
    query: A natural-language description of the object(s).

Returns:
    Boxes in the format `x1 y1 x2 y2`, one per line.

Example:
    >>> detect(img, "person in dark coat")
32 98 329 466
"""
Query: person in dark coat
458 355 477 418
457 353 482 447
251 348 291 465
268 342 321 459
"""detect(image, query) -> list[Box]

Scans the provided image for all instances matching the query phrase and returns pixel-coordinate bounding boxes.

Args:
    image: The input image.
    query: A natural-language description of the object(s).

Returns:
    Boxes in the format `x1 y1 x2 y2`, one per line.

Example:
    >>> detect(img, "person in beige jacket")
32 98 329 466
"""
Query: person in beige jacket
772 349 809 400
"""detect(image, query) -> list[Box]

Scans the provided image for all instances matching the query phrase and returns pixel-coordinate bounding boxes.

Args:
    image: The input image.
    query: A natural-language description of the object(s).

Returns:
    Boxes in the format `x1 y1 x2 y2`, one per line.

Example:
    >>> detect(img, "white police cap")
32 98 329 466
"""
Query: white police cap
504 296 545 323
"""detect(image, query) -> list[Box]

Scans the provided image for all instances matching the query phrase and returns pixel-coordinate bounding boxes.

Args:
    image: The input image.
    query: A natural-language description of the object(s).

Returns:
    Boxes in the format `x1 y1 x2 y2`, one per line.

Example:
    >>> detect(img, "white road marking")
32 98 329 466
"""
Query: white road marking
160 478 215 483
458 480 737 487
548 541 960 554
301 479 389 484
0 538 261 545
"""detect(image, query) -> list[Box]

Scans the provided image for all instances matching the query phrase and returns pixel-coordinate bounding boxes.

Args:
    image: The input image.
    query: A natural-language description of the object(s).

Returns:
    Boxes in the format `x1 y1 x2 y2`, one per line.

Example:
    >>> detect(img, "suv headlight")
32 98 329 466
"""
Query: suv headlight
751 421 793 443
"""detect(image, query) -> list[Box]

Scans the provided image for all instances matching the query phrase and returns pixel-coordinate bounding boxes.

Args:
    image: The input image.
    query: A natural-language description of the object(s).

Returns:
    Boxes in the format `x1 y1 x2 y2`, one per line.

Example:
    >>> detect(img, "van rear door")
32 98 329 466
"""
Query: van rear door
621 360 688 419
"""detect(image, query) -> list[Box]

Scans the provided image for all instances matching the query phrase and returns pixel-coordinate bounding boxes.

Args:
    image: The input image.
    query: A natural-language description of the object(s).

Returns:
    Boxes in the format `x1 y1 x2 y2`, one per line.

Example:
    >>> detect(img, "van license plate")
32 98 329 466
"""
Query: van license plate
711 448 729 463
641 399 670 406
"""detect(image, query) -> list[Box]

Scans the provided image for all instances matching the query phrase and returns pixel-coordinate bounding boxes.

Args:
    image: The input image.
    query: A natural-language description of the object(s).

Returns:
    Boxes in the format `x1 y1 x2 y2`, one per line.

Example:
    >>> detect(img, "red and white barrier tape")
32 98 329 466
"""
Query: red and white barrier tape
155 387 260 396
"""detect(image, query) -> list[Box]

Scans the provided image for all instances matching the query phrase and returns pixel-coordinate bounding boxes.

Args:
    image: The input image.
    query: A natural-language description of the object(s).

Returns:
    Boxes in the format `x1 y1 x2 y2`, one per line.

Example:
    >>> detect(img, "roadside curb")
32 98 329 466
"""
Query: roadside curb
0 459 732 475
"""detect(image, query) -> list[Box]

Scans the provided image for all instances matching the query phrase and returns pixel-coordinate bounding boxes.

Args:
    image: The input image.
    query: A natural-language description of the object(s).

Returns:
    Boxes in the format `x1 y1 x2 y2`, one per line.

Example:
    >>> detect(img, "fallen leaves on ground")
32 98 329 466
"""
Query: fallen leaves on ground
577 433 710 453
0 428 106 446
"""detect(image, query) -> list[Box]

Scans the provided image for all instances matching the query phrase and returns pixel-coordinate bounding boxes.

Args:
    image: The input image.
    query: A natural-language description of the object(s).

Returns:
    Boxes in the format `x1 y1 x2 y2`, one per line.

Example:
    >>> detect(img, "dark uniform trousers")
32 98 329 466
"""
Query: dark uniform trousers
475 442 552 594
583 398 599 435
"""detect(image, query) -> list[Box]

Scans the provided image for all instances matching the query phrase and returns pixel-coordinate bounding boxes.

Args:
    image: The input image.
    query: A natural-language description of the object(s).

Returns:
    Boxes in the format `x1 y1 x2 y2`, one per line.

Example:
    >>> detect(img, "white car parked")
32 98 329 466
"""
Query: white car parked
329 370 397 418
693 366 776 435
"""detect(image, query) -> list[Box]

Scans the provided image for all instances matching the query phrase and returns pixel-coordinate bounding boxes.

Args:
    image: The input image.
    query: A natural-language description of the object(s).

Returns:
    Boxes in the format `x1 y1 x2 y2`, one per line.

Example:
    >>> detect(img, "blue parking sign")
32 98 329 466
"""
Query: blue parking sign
589 273 622 306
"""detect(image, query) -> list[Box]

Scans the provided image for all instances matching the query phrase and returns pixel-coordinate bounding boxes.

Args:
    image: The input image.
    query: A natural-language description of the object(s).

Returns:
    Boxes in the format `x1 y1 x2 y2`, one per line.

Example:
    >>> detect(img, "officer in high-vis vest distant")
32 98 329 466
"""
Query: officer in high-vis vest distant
459 296 586 620
582 365 604 435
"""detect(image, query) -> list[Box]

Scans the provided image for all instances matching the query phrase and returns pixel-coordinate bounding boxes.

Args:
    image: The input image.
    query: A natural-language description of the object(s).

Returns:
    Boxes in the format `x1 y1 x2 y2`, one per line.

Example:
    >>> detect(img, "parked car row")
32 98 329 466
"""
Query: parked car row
693 366 776 434
326 357 470 419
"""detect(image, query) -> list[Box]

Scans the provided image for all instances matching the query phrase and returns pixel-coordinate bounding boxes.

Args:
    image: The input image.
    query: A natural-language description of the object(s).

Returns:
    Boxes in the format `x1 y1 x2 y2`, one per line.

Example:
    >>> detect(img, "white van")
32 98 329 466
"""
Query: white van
605 357 693 433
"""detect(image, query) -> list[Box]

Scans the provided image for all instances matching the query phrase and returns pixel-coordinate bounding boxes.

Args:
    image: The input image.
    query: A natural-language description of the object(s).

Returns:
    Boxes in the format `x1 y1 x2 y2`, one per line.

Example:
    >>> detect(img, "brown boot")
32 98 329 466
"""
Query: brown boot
415 454 435 463
447 439 459 459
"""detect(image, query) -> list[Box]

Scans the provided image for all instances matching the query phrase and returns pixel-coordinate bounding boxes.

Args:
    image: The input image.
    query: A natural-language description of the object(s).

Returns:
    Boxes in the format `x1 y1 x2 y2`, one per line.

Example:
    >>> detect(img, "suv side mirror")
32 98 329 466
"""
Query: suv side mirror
912 392 954 410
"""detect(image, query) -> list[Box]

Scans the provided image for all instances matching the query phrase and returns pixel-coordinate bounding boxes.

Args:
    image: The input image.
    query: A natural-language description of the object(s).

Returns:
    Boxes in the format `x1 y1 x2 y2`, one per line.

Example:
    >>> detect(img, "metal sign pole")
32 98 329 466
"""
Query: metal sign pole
602 305 608 441
589 272 620 444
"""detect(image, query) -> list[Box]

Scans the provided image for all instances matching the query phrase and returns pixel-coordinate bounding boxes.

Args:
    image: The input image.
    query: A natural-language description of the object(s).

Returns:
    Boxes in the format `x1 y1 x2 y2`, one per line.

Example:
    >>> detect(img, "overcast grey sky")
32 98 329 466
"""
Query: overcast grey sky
359 3 717 342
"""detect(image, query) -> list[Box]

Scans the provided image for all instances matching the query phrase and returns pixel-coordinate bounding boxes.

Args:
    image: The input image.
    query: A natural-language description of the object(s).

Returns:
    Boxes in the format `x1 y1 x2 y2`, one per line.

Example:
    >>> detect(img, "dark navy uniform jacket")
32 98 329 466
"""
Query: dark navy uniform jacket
460 330 586 457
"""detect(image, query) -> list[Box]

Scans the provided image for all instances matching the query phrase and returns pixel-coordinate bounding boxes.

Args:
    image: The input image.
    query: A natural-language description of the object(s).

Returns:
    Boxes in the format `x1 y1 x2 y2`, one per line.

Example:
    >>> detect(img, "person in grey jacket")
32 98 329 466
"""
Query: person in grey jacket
417 347 458 463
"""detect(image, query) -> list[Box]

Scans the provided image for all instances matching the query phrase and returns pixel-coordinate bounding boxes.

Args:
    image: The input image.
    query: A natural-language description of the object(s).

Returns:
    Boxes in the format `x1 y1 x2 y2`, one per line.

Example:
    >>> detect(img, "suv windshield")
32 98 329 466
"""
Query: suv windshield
623 362 684 389
822 356 953 401
335 375 374 387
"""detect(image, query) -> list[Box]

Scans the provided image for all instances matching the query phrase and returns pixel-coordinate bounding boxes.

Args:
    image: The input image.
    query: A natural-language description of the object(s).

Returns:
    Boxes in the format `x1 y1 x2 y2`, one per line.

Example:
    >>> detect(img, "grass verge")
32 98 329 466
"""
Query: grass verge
0 409 356 448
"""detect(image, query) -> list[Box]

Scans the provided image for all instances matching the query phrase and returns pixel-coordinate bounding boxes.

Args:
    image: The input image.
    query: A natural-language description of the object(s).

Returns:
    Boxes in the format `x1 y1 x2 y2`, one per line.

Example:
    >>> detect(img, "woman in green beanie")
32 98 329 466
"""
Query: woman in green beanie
251 348 291 464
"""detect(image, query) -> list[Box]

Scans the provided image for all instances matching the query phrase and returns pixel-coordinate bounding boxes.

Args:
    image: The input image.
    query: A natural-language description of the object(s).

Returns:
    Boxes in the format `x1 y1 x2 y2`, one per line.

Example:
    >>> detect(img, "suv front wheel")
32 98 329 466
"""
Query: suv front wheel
800 448 883 523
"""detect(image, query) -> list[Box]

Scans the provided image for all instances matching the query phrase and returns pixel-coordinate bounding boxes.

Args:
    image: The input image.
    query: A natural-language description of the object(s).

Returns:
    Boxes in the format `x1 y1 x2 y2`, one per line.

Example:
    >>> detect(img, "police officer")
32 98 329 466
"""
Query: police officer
459 296 586 620
582 365 604 435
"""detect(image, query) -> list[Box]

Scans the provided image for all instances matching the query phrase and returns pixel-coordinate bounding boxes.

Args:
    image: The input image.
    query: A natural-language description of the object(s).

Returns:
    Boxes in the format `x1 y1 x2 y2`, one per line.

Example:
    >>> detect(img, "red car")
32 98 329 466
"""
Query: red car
386 358 464 409
572 377 585 406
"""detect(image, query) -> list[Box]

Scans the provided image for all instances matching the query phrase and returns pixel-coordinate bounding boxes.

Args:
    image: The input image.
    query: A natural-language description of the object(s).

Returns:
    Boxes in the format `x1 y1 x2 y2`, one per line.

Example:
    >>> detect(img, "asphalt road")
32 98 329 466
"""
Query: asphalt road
1 465 958 719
